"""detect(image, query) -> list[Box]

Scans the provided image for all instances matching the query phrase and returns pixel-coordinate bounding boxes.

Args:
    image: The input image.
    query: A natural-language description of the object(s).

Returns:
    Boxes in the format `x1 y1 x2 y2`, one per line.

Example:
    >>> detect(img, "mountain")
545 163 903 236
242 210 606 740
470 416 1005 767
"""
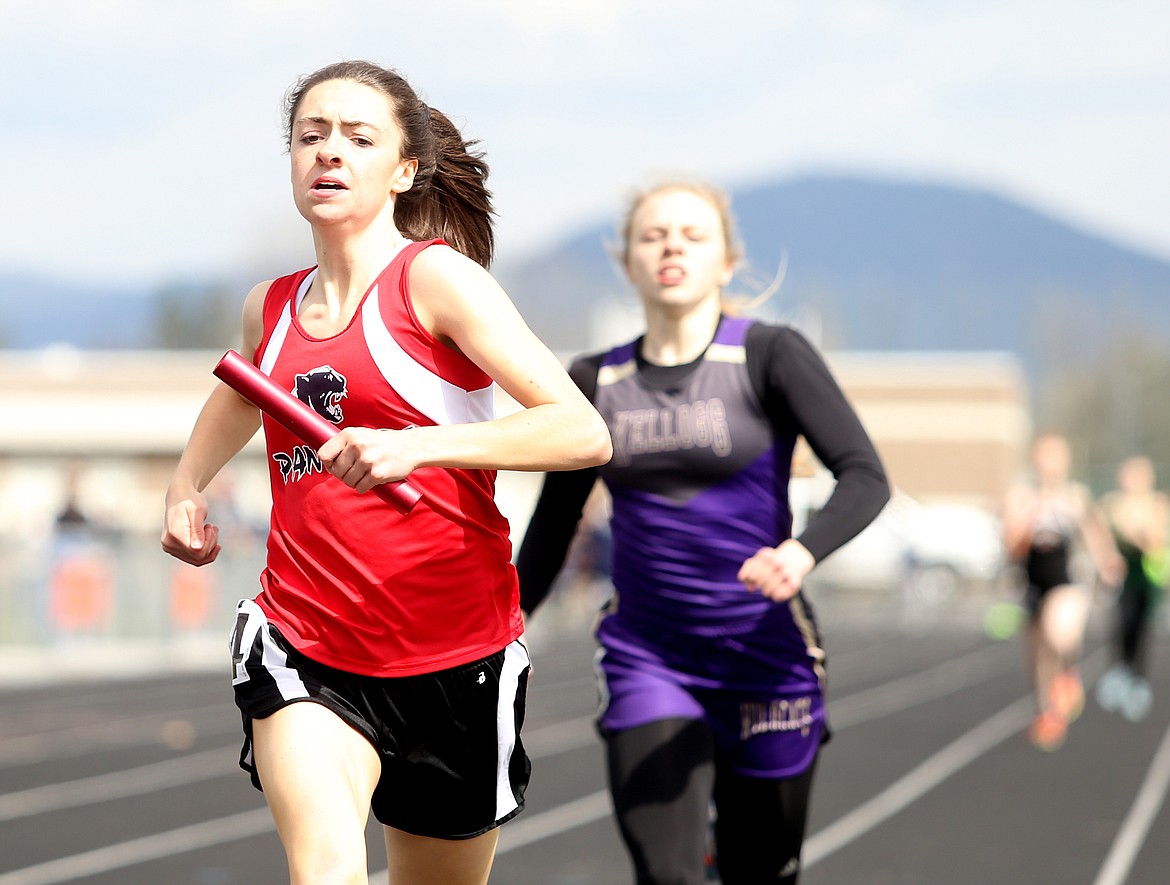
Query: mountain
494 175 1170 384
4 175 1168 385
0 274 156 350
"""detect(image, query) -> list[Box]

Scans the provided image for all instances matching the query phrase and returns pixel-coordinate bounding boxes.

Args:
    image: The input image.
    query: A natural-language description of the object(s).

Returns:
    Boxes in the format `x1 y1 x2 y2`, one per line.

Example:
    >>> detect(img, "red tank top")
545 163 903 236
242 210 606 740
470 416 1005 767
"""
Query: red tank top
250 240 522 676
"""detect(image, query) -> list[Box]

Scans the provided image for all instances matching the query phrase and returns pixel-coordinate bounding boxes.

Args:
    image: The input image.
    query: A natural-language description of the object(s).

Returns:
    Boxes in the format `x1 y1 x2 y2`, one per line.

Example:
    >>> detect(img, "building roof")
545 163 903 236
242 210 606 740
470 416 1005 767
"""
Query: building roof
2 346 1030 463
2 348 243 456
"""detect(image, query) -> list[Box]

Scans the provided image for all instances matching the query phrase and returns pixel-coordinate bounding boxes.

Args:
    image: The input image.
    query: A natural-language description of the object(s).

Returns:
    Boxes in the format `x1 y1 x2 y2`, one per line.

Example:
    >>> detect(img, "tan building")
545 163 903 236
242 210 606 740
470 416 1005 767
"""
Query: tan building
0 346 1030 538
827 350 1031 510
0 348 266 539
0 347 1029 644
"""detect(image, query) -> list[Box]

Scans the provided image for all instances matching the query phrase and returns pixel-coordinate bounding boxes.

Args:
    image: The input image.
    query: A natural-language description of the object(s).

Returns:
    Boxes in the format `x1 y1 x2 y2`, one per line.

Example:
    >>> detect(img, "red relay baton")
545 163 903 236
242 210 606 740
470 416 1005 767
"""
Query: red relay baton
213 349 422 513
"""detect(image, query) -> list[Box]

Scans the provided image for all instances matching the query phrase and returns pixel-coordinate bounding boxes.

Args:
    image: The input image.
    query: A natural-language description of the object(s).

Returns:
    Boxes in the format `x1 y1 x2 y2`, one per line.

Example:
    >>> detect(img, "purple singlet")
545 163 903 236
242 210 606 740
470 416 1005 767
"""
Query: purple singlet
591 316 826 778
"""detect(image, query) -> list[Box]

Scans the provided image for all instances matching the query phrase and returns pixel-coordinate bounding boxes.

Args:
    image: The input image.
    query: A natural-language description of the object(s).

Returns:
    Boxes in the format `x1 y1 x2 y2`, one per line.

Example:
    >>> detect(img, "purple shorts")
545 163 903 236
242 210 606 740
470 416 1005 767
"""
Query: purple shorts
596 643 825 779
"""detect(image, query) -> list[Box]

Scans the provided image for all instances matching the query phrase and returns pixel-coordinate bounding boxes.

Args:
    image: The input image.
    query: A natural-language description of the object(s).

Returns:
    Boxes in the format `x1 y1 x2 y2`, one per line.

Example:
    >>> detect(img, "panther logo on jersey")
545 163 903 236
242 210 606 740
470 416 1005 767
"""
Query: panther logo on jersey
293 365 348 424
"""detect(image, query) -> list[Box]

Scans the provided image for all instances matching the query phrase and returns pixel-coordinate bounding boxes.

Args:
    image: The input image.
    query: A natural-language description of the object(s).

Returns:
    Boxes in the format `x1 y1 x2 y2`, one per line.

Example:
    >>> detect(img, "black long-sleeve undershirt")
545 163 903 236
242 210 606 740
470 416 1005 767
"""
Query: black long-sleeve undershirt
516 323 890 616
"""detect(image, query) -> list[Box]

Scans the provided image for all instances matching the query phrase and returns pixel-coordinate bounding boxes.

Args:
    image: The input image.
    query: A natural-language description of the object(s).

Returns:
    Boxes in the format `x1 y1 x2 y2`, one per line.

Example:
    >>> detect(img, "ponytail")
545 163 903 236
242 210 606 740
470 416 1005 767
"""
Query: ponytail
283 61 496 267
395 107 495 268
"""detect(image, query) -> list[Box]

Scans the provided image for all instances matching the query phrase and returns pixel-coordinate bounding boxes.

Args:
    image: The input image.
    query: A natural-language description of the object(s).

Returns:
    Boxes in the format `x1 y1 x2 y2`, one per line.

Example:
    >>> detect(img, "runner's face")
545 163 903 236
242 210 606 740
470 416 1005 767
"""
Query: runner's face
289 79 417 228
1118 457 1154 493
1033 436 1071 484
625 189 734 312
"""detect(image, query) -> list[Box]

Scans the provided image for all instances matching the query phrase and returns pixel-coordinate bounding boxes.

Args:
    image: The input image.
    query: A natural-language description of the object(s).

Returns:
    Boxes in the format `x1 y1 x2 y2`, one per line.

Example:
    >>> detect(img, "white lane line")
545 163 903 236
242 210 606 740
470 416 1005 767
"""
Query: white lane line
371 645 1034 881
0 808 273 885
498 790 611 854
1092 717 1170 885
0 644 1104 882
805 646 1109 869
804 692 1035 868
829 641 1016 729
522 715 596 757
0 715 598 825
0 703 234 767
0 715 600 884
0 747 237 822
485 642 1021 869
366 790 614 880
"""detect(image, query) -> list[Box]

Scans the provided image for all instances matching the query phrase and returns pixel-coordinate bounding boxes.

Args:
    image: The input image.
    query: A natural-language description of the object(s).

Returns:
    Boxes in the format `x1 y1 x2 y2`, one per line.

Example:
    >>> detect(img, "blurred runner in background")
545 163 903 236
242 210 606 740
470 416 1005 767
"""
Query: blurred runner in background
1002 432 1122 750
1097 456 1170 721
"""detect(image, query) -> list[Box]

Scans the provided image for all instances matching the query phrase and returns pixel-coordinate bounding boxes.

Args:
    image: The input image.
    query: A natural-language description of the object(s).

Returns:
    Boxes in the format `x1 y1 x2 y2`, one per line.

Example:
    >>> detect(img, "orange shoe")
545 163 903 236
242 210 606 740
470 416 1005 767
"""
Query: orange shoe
1029 711 1068 751
1050 670 1085 723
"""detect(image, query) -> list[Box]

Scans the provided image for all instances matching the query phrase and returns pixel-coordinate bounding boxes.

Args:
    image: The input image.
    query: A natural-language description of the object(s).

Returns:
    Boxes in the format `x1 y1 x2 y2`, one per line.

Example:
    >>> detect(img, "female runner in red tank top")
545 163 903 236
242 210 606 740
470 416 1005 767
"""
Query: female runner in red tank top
161 61 611 885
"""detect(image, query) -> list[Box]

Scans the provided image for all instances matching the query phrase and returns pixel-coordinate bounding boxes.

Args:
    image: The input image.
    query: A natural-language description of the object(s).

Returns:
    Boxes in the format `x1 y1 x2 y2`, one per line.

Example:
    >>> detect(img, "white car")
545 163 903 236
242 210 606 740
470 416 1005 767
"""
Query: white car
793 479 1006 604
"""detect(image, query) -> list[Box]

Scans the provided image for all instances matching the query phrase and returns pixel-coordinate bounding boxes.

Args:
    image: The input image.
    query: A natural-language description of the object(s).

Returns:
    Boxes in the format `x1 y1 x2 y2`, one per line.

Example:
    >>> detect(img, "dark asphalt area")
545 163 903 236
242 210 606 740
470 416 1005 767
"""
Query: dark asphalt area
1 594 1168 884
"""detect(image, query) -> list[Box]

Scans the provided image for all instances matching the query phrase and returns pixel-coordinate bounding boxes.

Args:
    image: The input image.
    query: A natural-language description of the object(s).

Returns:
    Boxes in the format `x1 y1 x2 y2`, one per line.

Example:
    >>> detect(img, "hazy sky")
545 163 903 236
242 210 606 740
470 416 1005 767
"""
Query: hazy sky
2 0 1167 287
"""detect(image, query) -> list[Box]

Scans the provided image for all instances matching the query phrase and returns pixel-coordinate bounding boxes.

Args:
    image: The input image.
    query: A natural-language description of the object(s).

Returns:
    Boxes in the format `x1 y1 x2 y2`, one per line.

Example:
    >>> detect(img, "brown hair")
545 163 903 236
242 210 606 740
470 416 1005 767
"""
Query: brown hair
283 60 495 267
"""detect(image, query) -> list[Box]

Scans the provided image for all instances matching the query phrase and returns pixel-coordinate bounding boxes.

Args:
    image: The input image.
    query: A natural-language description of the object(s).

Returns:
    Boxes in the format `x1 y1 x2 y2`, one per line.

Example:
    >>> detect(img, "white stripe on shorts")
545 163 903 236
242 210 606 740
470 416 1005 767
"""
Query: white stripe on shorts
232 599 310 702
495 639 530 821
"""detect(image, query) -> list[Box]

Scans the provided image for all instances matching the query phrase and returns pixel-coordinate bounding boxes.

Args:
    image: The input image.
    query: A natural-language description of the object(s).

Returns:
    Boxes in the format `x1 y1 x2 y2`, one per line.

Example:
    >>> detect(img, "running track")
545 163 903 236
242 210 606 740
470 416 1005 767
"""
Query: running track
1 598 1167 884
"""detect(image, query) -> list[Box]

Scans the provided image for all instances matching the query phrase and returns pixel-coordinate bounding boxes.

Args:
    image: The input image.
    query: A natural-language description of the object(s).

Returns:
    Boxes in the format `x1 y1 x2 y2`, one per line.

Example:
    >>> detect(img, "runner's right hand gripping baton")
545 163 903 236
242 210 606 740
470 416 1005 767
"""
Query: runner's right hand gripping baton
213 349 422 514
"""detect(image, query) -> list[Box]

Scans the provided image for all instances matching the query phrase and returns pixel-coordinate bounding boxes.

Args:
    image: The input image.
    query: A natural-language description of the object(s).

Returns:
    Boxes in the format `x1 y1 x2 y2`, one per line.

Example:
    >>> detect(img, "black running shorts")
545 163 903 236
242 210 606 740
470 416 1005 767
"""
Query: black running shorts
229 598 531 839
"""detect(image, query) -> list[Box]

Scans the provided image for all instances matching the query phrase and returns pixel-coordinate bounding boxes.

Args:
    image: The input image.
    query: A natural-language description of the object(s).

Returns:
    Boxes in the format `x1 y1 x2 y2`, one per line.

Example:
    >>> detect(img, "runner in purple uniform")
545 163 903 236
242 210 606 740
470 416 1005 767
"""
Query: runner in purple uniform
517 180 889 884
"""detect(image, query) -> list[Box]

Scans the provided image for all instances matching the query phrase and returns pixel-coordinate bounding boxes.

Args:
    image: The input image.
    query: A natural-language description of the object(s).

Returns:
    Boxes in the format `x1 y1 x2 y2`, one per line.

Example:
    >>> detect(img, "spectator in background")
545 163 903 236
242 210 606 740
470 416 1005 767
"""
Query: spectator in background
49 461 114 637
1002 432 1123 750
1096 456 1170 720
54 462 92 536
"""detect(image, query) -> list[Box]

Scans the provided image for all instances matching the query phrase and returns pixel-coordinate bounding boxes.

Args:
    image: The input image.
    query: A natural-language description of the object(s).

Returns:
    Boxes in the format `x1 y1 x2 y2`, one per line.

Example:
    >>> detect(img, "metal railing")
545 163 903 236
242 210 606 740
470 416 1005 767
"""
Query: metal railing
0 528 266 649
